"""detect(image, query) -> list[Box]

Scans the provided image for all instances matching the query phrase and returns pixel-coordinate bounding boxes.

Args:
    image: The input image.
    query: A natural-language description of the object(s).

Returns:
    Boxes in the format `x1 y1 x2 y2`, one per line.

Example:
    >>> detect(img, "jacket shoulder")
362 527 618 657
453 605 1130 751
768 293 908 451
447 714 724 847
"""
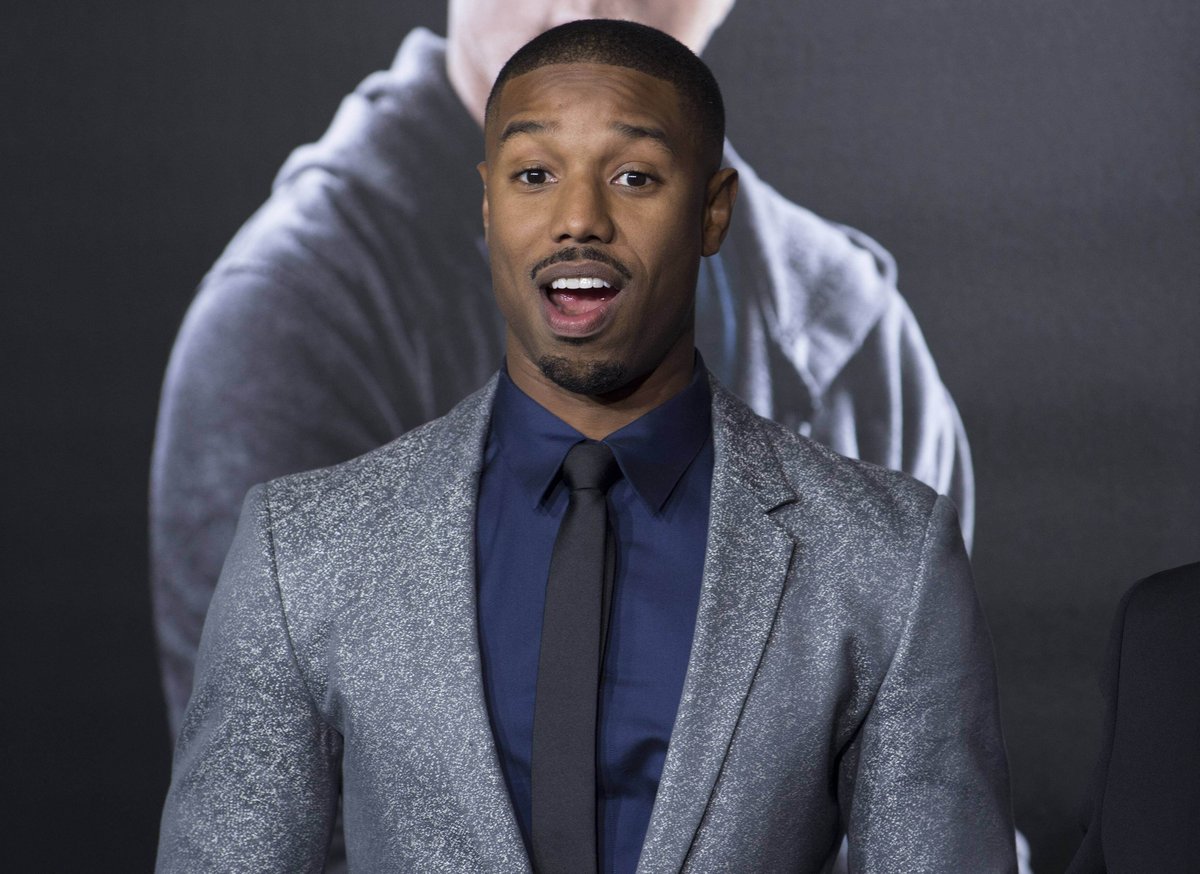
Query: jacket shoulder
713 377 942 531
1113 561 1200 678
1123 561 1200 617
262 377 495 527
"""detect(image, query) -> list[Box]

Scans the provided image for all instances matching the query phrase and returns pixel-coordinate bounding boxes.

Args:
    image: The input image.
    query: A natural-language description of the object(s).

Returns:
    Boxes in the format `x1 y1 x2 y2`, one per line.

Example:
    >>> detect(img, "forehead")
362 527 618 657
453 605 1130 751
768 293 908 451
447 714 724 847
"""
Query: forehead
488 63 687 150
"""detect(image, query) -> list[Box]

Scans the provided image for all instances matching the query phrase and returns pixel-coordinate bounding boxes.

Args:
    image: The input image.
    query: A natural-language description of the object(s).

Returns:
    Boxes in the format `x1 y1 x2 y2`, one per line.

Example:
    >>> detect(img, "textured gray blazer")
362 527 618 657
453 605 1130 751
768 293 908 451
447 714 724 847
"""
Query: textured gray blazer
156 375 1015 873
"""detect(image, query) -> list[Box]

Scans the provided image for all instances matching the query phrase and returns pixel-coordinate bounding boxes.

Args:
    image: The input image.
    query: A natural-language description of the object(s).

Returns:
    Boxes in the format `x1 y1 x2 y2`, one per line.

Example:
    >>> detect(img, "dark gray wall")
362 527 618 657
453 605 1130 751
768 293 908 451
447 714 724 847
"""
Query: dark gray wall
4 1 1197 870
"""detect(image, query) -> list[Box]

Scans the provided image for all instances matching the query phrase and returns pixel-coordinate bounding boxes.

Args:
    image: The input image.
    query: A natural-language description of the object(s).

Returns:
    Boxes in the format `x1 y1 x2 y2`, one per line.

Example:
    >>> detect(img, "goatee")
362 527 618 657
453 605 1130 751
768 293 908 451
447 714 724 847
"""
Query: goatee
537 356 628 396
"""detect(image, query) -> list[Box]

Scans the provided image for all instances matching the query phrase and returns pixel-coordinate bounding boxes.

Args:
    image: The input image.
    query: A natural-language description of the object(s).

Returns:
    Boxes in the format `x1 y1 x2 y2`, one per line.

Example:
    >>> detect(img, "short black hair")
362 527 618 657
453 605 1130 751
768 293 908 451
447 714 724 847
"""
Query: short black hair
485 19 726 172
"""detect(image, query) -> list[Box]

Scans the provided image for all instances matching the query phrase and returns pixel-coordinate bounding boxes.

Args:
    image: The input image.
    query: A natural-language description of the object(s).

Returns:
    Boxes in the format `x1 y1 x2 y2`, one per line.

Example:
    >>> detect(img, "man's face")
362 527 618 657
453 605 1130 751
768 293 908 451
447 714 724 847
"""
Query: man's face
480 63 736 399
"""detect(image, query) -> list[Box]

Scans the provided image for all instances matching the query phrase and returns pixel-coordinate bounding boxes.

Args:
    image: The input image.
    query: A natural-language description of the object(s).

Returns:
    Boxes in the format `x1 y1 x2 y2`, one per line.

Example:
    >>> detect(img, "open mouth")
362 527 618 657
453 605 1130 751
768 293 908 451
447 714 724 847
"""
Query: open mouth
546 276 618 317
533 260 628 338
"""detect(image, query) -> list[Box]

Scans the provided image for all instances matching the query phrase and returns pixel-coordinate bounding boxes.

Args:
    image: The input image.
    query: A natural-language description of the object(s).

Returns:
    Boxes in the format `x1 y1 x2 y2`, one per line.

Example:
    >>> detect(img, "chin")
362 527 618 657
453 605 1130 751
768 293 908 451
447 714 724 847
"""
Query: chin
537 356 629 396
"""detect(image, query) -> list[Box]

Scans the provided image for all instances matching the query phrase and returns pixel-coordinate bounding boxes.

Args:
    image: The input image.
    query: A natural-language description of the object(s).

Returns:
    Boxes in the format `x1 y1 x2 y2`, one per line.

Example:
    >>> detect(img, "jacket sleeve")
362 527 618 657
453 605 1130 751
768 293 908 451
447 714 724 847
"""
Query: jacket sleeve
156 485 341 873
1063 584 1126 874
810 294 975 554
841 496 1013 872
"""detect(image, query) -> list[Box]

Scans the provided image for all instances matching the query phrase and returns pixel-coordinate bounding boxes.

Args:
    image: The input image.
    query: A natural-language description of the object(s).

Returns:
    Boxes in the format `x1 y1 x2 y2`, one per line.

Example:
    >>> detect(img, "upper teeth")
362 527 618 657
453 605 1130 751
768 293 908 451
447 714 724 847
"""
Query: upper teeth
550 277 612 290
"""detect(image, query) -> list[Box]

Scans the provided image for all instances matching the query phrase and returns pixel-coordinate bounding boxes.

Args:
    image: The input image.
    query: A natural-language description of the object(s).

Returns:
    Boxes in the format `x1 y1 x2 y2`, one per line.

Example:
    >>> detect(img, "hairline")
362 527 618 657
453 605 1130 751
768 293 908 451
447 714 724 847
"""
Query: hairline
485 62 721 172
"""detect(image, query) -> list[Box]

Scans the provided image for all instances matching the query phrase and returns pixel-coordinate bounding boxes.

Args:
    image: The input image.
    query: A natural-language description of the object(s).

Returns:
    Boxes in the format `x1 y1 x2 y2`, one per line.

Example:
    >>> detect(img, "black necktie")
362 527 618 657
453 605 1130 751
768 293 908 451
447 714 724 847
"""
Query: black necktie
531 441 622 874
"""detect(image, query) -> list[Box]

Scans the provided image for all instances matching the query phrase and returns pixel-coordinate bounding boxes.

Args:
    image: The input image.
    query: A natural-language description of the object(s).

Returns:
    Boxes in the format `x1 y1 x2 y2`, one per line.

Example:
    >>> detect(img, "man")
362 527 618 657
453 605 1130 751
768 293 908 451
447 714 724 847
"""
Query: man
151 0 973 738
157 21 1014 872
1067 561 1200 873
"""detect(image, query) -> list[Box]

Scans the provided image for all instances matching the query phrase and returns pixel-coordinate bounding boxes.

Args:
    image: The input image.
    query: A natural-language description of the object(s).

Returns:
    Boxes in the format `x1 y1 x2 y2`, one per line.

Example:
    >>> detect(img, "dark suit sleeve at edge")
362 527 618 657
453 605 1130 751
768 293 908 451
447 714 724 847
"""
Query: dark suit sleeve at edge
1064 580 1131 874
156 485 341 873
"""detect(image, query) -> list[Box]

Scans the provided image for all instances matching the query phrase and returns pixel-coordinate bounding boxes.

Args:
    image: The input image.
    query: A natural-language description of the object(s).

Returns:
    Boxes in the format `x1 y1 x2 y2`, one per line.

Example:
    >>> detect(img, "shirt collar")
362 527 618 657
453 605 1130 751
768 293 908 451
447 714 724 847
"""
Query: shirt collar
490 356 713 513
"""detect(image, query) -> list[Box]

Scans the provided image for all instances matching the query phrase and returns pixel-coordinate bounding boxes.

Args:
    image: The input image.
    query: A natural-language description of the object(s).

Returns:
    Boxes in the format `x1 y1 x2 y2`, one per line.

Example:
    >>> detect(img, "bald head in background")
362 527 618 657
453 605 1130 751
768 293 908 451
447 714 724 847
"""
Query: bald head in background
447 0 737 122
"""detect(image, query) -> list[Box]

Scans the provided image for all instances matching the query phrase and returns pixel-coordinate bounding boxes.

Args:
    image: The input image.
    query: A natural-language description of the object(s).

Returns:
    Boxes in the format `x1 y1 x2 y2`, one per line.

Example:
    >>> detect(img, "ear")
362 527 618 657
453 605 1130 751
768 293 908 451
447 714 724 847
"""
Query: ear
477 161 490 241
701 167 738 257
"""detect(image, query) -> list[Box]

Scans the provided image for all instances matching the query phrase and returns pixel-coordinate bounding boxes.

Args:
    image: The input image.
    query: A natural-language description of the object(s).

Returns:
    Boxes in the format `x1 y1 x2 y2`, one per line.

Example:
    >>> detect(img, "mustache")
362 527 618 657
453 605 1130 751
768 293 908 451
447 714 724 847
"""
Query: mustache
529 247 633 283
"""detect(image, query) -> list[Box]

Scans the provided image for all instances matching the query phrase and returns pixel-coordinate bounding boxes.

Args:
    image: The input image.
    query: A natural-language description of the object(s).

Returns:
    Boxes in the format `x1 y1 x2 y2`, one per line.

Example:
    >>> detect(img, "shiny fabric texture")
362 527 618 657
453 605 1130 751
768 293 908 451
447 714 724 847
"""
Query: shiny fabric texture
157 374 1014 873
150 28 974 740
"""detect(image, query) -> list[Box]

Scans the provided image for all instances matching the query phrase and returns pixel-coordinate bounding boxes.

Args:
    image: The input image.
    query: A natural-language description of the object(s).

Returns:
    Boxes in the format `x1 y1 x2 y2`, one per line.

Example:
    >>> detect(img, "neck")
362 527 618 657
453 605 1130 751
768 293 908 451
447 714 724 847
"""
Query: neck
505 344 696 441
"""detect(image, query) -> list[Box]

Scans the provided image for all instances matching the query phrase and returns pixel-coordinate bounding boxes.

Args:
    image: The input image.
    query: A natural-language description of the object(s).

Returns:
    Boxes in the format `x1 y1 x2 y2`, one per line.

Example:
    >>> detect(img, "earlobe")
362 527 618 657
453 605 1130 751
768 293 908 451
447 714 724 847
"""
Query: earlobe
701 168 738 257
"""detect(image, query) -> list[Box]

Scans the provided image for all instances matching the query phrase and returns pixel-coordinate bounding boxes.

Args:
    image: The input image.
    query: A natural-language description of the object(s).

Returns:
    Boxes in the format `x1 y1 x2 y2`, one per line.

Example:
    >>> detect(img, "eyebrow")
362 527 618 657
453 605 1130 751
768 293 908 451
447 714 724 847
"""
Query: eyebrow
612 122 673 153
498 119 557 144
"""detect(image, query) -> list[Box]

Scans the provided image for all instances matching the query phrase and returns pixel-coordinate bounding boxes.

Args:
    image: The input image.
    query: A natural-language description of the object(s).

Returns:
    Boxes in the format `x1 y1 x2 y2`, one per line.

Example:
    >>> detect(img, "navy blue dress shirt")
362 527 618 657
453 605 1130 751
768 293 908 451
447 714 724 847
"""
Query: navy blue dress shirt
476 361 714 874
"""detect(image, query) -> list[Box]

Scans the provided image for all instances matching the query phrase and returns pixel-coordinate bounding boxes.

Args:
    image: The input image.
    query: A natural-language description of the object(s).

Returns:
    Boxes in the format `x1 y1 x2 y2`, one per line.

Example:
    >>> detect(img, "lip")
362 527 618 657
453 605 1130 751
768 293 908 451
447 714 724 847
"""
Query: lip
534 260 627 340
533 260 628 291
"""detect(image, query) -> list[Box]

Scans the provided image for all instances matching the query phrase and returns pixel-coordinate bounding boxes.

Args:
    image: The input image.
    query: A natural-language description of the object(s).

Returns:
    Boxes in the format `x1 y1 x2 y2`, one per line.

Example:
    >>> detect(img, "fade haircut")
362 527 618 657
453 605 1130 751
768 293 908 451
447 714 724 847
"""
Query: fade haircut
484 19 726 173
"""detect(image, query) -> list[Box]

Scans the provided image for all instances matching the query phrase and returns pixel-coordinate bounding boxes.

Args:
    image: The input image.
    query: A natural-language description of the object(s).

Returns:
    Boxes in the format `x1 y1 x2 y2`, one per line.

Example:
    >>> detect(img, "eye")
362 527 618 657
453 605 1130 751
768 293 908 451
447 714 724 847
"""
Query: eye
516 167 551 185
613 171 653 188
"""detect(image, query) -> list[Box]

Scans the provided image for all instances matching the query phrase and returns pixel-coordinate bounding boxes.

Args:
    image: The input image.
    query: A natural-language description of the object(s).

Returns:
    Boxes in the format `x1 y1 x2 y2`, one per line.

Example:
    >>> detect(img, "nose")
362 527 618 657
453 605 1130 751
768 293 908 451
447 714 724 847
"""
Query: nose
552 176 615 244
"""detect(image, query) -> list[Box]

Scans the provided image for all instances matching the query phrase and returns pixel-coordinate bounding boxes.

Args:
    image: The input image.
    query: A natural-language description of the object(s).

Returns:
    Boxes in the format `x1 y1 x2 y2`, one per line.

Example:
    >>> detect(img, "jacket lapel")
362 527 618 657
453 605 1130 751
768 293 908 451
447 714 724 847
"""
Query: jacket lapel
376 377 533 871
637 381 799 874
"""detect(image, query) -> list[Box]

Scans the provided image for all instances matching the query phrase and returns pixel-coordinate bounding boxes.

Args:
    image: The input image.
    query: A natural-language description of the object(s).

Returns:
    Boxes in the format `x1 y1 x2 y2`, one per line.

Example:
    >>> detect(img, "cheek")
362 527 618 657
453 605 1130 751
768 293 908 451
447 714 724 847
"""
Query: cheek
488 198 540 252
647 212 704 270
490 277 527 335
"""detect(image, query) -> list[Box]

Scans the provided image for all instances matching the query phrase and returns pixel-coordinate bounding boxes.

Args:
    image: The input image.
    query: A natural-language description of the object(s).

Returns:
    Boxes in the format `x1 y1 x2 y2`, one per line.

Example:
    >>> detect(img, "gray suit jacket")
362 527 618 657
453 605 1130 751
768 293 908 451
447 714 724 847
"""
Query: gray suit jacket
156 375 1014 873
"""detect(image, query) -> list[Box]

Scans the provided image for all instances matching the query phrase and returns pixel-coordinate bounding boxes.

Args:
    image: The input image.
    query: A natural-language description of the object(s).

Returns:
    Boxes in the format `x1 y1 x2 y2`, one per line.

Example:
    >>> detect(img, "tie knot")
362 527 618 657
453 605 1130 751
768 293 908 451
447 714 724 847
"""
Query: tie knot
561 441 622 494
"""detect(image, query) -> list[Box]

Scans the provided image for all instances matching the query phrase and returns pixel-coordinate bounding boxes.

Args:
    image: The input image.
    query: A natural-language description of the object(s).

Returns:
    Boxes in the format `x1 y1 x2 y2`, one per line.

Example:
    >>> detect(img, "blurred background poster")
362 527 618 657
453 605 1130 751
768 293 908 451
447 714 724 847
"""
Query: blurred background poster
4 1 1197 870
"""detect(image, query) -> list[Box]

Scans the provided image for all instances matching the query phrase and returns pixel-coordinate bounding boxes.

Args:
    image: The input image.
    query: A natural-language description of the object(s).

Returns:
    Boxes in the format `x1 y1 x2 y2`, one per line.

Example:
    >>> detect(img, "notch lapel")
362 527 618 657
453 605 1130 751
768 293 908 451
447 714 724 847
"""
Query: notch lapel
369 377 532 871
637 382 799 874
